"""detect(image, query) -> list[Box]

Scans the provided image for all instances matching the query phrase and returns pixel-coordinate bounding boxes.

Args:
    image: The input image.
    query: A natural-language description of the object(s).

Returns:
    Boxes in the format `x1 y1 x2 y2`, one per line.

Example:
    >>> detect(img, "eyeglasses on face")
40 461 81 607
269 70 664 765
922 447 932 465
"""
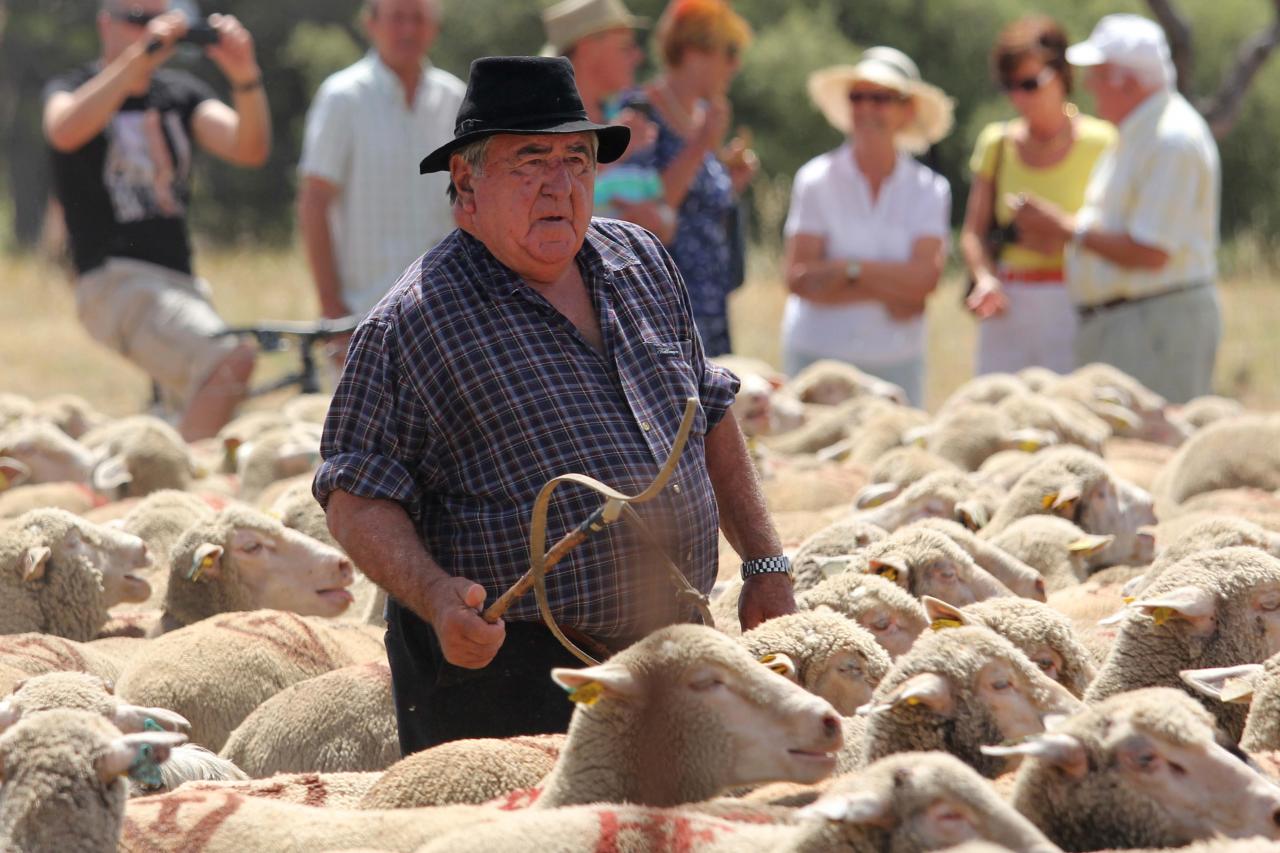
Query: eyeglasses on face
110 8 160 26
848 90 907 106
1003 66 1057 94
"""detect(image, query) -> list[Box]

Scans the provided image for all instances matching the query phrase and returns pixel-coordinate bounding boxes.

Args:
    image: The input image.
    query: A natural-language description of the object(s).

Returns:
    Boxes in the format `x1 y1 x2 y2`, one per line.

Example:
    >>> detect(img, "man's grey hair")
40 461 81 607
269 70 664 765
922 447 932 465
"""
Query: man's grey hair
1106 58 1174 92
364 0 443 20
445 136 493 204
444 133 599 204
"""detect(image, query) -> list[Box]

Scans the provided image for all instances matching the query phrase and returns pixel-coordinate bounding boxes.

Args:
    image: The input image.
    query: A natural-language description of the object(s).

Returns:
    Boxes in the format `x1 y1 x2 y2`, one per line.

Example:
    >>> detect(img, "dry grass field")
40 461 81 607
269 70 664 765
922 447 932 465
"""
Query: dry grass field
1 245 1277 416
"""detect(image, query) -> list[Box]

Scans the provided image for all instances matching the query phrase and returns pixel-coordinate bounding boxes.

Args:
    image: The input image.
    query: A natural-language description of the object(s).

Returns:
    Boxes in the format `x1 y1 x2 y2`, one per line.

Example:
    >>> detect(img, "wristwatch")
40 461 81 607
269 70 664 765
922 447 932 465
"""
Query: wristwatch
1070 221 1089 247
844 259 863 283
741 555 793 582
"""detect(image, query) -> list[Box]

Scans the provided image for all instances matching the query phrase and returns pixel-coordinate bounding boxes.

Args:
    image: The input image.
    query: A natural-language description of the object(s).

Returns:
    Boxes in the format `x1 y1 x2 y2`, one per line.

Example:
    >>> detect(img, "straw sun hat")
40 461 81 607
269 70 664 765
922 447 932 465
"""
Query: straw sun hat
807 46 955 154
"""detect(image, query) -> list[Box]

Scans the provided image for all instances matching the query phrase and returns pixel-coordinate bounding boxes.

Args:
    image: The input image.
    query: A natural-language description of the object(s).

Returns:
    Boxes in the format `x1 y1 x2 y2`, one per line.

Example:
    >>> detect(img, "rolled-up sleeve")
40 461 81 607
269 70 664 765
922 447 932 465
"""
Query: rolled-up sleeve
313 315 438 519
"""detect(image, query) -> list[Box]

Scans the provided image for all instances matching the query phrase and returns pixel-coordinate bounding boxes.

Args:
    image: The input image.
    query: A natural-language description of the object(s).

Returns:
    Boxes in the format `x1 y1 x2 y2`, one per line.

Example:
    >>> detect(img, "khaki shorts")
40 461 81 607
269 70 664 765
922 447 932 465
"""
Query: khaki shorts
76 258 238 409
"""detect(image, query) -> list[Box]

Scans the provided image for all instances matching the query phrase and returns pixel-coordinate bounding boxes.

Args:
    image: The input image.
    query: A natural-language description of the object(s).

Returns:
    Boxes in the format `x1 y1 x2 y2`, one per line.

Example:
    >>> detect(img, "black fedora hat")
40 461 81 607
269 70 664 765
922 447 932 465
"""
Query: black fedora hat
419 56 631 174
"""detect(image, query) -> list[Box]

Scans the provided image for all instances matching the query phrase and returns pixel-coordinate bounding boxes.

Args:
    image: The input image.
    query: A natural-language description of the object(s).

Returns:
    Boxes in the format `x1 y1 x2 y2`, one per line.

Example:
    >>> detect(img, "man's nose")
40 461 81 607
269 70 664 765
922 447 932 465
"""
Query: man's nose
542 162 574 196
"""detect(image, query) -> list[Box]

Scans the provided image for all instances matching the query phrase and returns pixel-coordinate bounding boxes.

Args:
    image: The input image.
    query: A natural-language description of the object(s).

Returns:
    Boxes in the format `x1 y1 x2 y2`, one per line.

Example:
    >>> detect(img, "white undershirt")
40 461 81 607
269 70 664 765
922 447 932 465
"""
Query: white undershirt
782 144 951 366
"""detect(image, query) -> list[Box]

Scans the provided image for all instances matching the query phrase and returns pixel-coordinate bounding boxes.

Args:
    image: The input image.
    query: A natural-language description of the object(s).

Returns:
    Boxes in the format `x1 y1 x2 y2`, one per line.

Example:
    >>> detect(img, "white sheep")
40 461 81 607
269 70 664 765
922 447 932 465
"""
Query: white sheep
115 609 384 751
0 708 186 852
797 571 929 658
219 661 398 777
990 687 1280 850
1 508 152 641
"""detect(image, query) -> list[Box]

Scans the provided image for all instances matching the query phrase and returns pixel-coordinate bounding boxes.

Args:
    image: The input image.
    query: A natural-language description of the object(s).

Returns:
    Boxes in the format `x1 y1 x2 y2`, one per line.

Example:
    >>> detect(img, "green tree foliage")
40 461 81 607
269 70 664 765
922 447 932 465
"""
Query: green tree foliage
1 0 1277 249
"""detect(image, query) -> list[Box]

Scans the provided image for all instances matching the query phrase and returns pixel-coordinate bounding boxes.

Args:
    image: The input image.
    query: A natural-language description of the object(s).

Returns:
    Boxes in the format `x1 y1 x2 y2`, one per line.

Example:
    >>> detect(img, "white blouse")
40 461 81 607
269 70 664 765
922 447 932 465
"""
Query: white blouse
783 145 951 366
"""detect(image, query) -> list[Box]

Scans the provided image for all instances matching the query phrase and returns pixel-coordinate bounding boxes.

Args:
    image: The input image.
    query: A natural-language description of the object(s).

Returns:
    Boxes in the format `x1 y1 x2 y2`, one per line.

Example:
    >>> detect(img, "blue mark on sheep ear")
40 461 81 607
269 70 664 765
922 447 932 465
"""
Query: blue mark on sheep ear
127 743 164 789
142 718 164 733
564 681 605 706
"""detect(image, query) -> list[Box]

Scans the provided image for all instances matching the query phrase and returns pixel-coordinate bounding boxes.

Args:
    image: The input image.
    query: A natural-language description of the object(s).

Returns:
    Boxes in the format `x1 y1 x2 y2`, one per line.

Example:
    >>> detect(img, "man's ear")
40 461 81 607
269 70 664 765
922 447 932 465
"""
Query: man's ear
450 159 477 210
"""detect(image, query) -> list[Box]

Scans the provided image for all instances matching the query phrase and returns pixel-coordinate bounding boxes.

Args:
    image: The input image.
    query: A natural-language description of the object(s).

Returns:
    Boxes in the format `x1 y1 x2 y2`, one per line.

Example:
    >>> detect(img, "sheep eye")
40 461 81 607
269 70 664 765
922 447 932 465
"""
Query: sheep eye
1259 599 1280 612
868 615 892 632
839 661 862 675
1035 658 1054 671
689 674 724 691
990 679 1011 691
240 542 263 554
1135 752 1158 770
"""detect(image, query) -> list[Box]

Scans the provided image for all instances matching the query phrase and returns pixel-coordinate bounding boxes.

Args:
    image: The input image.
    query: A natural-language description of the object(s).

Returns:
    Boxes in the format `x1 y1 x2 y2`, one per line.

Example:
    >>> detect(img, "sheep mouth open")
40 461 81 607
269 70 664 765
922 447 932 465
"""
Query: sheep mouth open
120 573 153 602
316 587 355 610
787 749 837 768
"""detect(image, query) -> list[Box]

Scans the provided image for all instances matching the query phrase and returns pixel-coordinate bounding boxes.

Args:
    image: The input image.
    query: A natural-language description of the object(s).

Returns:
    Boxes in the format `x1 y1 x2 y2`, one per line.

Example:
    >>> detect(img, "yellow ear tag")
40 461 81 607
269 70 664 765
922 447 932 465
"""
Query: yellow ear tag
566 681 605 706
759 654 791 676
0 471 8 491
1041 493 1057 510
930 618 964 631
1151 606 1174 627
877 567 899 583
1122 596 1135 604
905 696 921 706
1018 439 1041 452
188 553 216 582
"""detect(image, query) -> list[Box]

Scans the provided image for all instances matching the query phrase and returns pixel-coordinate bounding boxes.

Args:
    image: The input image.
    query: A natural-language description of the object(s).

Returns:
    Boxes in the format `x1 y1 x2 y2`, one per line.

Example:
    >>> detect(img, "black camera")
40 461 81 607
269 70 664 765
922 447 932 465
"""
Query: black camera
179 18 220 46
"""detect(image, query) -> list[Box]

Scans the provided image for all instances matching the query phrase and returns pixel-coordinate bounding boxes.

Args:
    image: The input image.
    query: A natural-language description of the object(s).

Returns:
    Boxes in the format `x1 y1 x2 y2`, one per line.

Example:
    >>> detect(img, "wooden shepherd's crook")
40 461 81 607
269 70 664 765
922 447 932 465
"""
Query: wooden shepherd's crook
482 397 700 627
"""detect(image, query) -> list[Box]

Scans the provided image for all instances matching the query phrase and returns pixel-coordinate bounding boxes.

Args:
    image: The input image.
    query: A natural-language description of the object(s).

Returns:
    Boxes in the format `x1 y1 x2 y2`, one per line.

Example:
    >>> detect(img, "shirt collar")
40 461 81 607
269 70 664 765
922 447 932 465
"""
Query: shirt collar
367 50 432 99
458 222 641 300
836 142 908 190
1117 89 1172 138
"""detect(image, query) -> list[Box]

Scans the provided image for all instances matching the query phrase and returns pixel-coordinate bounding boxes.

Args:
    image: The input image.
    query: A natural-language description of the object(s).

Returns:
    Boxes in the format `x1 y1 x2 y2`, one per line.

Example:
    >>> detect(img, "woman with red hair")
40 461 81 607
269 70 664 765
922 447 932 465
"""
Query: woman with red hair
621 0 757 357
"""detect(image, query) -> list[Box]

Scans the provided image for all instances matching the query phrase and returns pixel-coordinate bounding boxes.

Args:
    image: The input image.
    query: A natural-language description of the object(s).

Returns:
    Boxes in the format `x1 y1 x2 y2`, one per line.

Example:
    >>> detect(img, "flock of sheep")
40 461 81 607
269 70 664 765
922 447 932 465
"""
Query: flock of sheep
2 357 1280 852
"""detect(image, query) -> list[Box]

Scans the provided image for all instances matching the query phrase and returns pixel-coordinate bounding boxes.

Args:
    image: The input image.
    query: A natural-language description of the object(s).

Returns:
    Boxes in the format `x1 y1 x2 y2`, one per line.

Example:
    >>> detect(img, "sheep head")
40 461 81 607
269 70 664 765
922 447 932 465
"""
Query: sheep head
540 624 843 808
859 626 1082 777
993 688 1280 849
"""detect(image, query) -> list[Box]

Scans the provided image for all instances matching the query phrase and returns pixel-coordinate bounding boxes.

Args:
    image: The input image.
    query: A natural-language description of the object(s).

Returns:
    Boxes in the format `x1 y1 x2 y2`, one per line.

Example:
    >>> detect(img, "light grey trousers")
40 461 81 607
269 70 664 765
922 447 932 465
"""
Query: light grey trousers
1074 282 1221 404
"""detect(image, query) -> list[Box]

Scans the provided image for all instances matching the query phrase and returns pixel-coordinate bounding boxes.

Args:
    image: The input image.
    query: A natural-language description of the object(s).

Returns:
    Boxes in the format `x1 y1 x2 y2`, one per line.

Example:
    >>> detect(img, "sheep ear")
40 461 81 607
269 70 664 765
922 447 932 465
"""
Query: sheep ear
867 555 909 586
0 700 19 733
222 437 243 470
1130 586 1216 635
955 500 989 531
0 456 31 491
1007 428 1055 453
902 425 932 448
758 653 799 681
113 704 192 734
1094 401 1143 431
862 672 953 718
1041 483 1082 516
92 454 132 493
186 544 224 582
800 790 894 828
1068 534 1114 557
95 731 188 786
922 596 968 630
551 662 639 705
816 555 856 579
982 733 1088 779
1180 665 1264 705
856 482 902 509
20 546 51 582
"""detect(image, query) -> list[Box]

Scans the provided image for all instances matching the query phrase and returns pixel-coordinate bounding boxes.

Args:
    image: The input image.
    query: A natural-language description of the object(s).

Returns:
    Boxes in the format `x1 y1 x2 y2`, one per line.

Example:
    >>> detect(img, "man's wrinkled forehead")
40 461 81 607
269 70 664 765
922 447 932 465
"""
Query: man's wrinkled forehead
491 132 597 160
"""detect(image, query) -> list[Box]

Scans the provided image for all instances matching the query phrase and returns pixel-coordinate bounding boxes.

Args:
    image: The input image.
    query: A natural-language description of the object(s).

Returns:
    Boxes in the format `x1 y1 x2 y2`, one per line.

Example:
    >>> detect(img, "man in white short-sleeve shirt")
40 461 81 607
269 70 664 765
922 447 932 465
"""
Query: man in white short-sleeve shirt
1013 14 1221 403
782 145 950 404
298 0 464 336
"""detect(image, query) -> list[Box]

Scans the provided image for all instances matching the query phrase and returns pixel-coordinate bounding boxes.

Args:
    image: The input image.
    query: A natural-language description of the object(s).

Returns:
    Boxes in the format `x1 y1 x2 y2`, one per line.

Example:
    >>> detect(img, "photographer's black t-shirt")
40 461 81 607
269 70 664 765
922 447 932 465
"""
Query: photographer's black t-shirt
44 65 216 275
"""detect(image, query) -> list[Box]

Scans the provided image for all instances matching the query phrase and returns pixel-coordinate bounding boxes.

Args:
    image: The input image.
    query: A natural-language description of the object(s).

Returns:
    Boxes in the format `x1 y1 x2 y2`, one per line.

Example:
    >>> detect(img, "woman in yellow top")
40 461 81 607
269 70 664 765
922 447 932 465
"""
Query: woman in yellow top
960 16 1115 375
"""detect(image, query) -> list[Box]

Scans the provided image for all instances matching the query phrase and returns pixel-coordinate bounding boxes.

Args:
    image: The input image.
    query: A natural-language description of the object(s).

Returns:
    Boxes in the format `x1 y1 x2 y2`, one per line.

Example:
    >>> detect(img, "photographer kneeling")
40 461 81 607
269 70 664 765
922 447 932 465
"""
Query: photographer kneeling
43 1 271 440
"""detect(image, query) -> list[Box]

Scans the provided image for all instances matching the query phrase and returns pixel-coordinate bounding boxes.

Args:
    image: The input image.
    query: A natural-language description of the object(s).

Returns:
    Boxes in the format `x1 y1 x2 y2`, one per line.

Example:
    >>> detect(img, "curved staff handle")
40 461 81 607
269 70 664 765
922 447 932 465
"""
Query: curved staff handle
481 398 700 644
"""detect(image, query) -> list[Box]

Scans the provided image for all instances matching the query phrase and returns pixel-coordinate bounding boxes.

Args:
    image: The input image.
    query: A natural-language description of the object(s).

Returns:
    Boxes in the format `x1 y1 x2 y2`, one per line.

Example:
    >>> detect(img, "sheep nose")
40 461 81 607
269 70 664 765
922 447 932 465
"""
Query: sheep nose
821 712 841 740
336 556 354 583
1272 807 1280 829
1034 577 1046 600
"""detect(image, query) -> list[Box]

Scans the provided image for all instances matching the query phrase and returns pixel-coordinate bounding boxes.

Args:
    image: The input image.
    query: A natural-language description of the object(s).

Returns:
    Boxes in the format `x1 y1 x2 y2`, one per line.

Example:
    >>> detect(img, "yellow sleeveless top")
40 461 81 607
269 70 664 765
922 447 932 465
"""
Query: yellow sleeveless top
970 114 1115 274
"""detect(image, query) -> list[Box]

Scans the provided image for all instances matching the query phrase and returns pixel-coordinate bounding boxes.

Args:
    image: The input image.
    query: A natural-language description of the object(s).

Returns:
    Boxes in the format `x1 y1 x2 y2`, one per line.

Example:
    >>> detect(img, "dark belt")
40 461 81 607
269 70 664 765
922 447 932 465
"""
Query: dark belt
1076 281 1207 321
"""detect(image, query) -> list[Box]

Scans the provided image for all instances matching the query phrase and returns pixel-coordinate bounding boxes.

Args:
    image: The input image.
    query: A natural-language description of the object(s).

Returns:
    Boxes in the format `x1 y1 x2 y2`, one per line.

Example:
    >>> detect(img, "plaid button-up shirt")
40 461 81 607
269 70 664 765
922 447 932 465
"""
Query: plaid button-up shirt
314 220 740 638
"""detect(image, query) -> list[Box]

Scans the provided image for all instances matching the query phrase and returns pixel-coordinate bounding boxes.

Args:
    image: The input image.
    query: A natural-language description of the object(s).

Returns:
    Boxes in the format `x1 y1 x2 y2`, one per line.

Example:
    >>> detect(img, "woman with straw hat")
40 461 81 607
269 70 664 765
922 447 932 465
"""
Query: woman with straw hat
782 47 953 406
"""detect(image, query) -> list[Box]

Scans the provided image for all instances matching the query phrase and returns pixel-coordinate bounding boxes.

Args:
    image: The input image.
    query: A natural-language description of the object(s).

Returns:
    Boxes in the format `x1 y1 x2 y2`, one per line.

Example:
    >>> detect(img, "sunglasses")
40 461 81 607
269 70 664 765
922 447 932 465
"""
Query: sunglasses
111 8 161 26
1003 67 1057 94
848 91 908 106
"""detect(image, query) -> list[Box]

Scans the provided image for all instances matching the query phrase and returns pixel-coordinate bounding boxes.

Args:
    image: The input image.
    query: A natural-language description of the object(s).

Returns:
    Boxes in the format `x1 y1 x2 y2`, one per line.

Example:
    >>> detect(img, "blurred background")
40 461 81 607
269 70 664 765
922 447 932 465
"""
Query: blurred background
2 0 1278 412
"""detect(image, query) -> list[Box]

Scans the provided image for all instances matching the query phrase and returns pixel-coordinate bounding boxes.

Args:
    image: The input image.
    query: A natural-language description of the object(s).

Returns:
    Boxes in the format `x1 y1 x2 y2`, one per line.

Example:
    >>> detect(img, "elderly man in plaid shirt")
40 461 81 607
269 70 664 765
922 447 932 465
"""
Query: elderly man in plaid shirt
314 57 793 754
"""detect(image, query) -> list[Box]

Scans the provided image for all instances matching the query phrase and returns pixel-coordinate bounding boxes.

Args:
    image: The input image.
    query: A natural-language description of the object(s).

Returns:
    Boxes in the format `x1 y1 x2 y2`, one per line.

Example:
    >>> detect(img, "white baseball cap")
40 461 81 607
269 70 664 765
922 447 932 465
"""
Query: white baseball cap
1066 14 1175 87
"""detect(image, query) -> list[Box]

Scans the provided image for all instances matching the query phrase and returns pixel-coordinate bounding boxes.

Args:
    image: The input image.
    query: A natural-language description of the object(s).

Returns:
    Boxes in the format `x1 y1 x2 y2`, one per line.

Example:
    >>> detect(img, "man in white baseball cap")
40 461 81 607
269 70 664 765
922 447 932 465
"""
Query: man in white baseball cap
1011 14 1221 404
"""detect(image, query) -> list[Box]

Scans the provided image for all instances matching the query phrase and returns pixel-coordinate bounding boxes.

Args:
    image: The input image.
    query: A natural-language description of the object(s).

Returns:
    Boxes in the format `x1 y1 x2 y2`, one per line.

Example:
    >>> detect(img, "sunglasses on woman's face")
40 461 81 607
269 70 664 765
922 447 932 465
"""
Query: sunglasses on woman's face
1003 67 1056 94
111 8 160 27
848 91 907 106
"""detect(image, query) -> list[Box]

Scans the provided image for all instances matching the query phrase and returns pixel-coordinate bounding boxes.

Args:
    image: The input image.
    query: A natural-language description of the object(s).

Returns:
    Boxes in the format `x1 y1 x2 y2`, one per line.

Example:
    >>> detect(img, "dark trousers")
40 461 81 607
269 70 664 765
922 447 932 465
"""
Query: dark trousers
384 597 583 756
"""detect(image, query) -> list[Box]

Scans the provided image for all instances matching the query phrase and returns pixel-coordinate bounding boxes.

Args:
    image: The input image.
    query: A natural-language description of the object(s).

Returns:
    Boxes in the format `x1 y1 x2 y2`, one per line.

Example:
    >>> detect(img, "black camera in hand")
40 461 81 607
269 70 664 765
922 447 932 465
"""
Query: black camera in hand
179 18 220 46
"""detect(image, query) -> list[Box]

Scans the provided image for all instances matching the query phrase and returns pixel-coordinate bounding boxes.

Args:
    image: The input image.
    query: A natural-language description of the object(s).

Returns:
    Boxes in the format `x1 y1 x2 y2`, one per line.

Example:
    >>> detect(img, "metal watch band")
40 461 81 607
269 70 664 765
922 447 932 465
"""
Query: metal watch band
741 555 792 580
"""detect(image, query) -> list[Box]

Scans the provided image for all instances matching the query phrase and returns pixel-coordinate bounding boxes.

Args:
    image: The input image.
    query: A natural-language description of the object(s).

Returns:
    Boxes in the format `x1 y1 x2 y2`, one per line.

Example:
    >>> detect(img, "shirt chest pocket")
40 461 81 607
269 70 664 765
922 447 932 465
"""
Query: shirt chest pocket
642 340 707 437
